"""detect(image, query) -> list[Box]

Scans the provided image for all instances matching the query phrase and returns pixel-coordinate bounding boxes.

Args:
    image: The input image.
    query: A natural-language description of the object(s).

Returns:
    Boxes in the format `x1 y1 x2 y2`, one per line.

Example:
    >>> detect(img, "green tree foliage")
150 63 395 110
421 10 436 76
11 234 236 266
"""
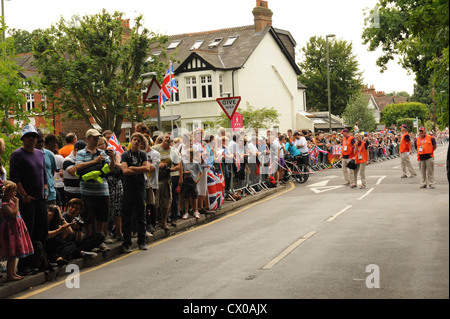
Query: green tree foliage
214 102 280 130
298 36 363 116
362 0 448 126
381 102 429 126
32 10 170 137
342 93 377 132
0 19 29 135
7 28 44 54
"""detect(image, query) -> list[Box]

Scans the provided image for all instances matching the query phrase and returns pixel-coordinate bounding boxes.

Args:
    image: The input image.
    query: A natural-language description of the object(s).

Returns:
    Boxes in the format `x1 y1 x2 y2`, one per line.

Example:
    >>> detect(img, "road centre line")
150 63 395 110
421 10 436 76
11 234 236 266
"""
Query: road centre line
17 182 296 299
262 231 317 270
358 187 375 200
326 205 352 222
376 176 386 185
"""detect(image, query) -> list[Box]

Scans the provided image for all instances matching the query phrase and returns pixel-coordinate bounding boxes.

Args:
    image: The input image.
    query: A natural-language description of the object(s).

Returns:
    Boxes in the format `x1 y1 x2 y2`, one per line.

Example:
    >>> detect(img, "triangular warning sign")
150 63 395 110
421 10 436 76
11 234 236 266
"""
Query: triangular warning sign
216 96 241 120
143 78 161 103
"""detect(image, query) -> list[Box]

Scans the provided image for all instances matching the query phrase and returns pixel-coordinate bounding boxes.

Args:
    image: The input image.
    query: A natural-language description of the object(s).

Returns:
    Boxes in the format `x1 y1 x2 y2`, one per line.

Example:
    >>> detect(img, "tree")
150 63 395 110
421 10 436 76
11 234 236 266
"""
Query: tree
214 102 280 130
362 0 448 126
0 19 29 135
342 93 377 132
32 10 170 138
298 36 363 116
7 28 44 54
380 102 429 127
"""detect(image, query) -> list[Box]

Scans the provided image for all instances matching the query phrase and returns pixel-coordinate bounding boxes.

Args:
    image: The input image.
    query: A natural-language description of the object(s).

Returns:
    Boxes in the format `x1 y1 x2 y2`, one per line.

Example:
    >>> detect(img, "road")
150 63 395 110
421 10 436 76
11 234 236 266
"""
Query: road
15 146 449 301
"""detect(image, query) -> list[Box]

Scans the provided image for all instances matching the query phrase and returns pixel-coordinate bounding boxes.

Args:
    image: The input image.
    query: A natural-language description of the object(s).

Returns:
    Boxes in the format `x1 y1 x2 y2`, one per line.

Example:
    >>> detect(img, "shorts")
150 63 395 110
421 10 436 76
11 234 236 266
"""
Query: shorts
81 194 109 224
197 169 207 196
182 177 199 199
156 179 172 209
146 187 155 206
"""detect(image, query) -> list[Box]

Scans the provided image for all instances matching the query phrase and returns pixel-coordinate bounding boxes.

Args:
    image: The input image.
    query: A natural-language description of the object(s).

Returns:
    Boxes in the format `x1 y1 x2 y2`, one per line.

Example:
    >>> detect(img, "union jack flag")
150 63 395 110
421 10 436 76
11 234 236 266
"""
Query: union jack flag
158 61 178 105
207 164 225 211
108 133 124 154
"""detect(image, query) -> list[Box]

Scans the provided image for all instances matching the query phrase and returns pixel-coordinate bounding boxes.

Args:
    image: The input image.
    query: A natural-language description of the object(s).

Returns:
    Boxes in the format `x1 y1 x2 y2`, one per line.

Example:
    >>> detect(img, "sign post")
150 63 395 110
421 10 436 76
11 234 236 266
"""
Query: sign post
216 96 241 126
143 78 162 131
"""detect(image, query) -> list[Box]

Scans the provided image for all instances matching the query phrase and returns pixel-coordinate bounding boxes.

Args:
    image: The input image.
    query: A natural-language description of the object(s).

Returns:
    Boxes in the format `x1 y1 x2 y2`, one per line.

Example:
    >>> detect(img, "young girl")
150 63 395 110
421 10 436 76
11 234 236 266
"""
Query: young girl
0 180 34 281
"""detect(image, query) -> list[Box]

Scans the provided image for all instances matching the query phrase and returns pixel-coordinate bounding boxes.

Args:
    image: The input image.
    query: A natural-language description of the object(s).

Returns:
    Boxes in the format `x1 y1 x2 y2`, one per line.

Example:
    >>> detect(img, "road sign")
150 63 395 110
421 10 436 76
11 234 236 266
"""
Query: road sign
216 96 241 120
232 112 243 131
143 77 161 103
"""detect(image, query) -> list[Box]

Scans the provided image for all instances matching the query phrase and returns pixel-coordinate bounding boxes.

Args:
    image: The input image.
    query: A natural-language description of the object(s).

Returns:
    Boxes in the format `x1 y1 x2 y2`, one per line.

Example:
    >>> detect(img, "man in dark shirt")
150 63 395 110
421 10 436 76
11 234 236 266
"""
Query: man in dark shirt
9 124 49 275
121 133 150 252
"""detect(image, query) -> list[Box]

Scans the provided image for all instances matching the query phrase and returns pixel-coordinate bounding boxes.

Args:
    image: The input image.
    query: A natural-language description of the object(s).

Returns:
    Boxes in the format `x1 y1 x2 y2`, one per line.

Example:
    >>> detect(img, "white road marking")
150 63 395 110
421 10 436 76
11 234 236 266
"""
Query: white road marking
358 187 375 200
262 231 317 270
326 205 352 222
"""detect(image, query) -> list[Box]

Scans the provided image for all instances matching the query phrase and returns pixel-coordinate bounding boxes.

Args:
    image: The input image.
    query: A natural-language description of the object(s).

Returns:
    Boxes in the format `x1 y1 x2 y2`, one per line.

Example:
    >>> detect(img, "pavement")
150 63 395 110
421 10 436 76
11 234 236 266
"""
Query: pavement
0 183 289 299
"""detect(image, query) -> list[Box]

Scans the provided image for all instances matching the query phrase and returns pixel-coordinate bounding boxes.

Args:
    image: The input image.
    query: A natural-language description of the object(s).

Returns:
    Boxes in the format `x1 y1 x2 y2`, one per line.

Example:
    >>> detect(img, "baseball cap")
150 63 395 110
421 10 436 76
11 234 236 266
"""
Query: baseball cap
341 128 349 133
419 127 425 131
74 140 87 151
85 129 101 138
401 124 407 129
21 124 39 140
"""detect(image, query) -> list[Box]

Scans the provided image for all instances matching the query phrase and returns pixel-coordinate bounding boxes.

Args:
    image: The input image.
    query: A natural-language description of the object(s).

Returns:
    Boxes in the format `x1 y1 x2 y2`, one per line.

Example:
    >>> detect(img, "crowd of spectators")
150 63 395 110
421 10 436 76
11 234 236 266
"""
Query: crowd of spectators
0 122 448 280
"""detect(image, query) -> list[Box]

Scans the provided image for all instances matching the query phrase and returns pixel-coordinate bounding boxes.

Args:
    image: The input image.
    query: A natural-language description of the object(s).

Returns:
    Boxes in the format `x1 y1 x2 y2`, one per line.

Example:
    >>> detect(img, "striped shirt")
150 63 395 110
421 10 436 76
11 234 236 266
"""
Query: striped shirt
75 147 110 197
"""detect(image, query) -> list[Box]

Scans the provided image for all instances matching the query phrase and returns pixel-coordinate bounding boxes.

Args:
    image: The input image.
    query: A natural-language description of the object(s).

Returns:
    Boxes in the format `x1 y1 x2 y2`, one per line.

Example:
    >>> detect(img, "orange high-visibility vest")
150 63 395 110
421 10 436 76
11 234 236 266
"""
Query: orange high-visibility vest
399 133 411 153
355 141 368 164
342 136 355 159
416 135 434 160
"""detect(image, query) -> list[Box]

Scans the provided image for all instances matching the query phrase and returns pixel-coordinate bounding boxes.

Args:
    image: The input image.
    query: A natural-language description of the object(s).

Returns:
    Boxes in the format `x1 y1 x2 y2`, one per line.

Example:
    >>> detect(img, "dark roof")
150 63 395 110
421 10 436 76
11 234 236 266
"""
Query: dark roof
160 25 301 75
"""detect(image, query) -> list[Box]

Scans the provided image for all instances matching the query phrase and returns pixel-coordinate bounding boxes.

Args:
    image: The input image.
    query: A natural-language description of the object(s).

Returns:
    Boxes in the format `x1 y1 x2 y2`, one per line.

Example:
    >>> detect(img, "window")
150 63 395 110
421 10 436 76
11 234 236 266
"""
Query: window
171 80 179 102
200 75 213 99
26 93 35 111
168 40 182 49
219 75 223 96
186 77 197 100
223 36 239 46
190 40 204 51
208 37 223 48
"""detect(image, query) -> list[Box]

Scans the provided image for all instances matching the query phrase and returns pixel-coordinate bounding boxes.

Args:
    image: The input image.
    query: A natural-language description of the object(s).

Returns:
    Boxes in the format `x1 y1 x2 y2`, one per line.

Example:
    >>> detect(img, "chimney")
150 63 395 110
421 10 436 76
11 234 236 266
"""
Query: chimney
253 0 273 32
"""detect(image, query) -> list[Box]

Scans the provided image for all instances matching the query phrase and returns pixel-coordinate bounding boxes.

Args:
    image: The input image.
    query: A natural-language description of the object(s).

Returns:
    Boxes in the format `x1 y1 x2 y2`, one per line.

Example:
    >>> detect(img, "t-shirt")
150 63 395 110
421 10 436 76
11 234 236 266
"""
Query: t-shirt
182 160 202 182
121 149 148 191
75 148 111 197
43 148 57 201
9 147 48 200
153 144 180 181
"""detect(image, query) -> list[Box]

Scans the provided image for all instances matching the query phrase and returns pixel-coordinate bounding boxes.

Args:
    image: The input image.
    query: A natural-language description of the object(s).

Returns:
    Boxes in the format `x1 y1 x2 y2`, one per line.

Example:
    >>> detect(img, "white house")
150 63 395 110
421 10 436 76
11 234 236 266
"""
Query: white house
150 0 307 134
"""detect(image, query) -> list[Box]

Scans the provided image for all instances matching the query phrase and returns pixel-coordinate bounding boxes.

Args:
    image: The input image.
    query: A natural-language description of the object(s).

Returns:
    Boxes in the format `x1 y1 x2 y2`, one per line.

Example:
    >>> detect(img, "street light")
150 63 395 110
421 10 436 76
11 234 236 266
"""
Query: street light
140 71 162 132
1 0 12 43
326 34 335 133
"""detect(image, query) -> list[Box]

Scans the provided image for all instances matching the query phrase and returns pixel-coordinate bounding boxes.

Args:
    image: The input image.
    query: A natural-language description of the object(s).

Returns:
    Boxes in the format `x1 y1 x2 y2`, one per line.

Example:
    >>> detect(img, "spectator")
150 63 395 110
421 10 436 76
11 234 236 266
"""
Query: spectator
62 140 86 204
9 124 48 276
58 133 78 158
144 134 160 233
181 148 202 219
170 134 182 226
75 129 115 251
121 132 150 252
97 136 123 243
45 204 74 266
153 133 182 231
35 131 57 206
0 180 34 281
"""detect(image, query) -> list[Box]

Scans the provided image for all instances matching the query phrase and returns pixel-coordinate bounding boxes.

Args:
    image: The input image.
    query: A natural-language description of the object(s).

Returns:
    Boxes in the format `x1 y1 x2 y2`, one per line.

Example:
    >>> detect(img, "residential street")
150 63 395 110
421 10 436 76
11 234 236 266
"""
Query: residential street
11 145 449 302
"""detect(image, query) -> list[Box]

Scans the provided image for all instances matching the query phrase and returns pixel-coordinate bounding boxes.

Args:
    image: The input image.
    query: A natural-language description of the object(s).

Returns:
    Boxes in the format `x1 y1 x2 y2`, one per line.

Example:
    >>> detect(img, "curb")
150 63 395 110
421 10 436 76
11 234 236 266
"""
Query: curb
0 184 288 299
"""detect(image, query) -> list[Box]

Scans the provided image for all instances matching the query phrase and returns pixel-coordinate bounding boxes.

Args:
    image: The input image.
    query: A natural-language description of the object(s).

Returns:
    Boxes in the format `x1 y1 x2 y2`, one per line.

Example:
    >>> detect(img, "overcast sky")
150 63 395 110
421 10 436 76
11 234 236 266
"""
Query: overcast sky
4 0 416 94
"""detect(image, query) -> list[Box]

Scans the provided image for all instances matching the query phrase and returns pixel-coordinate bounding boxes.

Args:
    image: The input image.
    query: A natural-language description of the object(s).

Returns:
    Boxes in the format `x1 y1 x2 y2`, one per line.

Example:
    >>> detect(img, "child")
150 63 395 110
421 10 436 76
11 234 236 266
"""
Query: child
181 149 202 220
0 180 34 281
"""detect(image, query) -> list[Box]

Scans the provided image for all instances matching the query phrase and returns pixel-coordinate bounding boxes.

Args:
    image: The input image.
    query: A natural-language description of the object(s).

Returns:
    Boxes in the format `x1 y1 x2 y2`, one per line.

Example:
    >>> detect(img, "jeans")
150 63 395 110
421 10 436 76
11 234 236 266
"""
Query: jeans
122 188 146 247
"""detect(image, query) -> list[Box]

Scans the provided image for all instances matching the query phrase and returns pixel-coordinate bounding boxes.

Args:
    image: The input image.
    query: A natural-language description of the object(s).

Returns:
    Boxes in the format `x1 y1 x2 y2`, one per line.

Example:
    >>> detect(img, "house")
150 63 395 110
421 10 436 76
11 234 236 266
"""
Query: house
363 84 408 123
149 0 307 134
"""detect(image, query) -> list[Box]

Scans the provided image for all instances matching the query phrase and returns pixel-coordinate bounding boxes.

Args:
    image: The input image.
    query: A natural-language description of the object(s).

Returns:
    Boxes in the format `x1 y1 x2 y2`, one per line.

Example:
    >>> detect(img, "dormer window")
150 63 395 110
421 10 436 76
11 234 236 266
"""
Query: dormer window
223 36 239 47
208 37 223 48
168 40 182 49
190 40 204 51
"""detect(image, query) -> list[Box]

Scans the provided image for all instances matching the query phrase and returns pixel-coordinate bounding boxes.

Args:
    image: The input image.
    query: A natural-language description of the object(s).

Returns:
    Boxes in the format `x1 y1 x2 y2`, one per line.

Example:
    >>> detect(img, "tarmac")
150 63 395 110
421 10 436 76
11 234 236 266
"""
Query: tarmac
0 183 288 299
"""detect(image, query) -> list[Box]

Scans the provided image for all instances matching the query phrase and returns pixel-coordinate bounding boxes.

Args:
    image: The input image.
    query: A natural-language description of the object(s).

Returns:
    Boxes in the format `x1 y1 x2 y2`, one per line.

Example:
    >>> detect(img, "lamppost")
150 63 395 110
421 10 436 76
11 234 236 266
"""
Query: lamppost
1 0 11 43
326 34 335 133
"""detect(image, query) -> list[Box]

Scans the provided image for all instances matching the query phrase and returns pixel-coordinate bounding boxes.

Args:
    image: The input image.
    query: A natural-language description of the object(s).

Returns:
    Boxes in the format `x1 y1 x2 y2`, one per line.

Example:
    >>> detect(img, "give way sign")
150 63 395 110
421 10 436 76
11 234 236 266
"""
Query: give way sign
216 96 241 120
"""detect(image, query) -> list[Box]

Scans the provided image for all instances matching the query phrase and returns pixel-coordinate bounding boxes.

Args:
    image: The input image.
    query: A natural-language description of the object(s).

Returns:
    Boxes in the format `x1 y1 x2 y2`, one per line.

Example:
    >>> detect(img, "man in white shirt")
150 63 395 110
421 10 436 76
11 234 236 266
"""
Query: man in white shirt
294 130 309 166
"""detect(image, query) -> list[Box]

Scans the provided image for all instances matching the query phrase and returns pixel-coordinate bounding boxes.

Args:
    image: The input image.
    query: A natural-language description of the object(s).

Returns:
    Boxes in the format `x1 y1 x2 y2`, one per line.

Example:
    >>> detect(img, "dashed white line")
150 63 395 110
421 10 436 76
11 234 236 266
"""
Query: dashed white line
262 231 317 270
358 187 375 200
326 205 352 222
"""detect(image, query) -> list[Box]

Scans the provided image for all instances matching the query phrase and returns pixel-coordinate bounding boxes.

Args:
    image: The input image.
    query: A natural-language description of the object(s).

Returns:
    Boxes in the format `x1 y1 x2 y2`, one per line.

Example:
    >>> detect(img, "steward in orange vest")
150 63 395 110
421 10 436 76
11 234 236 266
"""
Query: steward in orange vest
414 127 437 189
399 124 417 178
353 134 368 188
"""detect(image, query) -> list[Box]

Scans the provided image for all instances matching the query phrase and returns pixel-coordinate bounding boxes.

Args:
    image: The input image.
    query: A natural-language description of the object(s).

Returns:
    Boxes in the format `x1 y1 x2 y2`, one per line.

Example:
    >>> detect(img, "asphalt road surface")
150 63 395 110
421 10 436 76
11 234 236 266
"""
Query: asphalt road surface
15 145 449 301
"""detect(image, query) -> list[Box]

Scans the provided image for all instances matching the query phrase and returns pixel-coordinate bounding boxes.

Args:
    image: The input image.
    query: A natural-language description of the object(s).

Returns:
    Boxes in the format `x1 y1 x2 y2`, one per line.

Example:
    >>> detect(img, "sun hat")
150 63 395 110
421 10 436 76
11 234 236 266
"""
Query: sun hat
21 124 39 140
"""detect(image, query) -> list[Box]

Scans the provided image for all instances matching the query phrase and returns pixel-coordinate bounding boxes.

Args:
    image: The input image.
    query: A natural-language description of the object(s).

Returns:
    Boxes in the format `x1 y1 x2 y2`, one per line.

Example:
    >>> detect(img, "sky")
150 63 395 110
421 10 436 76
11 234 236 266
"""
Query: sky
4 0 416 95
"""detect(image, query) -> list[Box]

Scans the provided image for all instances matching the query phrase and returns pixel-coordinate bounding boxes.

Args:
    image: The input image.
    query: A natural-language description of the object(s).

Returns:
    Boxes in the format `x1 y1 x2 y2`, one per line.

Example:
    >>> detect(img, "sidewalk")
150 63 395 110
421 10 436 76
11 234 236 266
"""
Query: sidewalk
0 184 288 299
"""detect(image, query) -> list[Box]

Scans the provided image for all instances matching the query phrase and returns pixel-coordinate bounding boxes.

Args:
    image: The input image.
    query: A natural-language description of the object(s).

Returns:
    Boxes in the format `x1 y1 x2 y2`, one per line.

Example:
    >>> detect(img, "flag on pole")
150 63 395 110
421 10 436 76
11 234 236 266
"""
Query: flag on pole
108 133 124 154
158 61 178 105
